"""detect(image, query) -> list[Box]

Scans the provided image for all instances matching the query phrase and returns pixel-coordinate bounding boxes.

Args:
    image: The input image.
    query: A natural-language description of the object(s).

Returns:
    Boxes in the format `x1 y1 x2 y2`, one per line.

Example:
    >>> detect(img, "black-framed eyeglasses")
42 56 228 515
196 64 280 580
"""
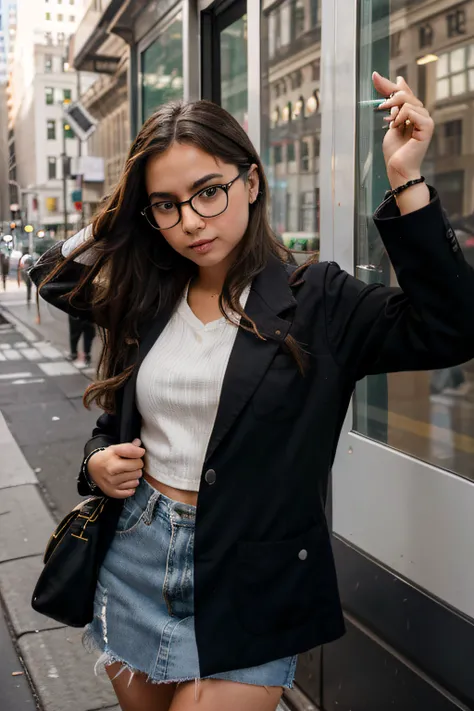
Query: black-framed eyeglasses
141 168 250 231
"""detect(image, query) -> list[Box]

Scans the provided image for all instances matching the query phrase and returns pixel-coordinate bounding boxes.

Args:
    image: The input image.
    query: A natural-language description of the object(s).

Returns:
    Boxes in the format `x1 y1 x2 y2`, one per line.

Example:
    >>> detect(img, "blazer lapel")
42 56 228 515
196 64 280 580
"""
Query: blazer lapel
205 257 297 463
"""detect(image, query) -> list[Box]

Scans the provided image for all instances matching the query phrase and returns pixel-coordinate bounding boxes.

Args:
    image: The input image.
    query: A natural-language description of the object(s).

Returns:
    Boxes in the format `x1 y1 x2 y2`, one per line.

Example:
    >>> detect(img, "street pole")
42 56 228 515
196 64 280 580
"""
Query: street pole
76 70 85 230
61 118 68 240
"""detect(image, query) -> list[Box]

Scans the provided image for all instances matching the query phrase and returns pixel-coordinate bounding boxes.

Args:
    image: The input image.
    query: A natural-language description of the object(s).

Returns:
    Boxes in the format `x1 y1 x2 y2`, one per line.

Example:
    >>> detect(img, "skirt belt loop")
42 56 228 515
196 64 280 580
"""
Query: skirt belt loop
143 491 160 525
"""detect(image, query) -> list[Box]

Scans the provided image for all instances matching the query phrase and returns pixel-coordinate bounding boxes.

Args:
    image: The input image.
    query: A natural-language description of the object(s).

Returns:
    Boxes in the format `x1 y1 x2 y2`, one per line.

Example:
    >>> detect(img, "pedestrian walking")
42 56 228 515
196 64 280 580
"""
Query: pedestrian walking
18 247 34 303
67 314 95 367
0 251 10 290
31 73 474 711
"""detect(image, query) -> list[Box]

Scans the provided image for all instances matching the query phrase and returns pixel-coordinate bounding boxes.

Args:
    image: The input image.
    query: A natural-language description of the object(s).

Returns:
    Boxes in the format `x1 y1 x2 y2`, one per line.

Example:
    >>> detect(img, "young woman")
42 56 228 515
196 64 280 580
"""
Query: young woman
32 72 474 711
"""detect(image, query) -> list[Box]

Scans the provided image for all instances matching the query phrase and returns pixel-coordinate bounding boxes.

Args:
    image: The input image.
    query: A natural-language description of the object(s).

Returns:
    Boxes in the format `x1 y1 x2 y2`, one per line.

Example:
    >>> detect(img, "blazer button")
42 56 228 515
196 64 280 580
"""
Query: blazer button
298 549 308 561
204 469 216 485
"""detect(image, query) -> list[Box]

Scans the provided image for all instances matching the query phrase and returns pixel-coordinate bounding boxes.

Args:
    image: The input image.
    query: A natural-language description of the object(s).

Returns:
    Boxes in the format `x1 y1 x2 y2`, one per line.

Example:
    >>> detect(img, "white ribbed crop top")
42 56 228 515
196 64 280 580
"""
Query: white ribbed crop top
135 284 251 491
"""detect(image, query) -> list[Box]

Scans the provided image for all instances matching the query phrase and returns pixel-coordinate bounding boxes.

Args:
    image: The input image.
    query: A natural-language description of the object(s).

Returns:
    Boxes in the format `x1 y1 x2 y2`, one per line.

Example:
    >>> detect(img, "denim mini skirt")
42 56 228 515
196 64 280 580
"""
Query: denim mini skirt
83 477 297 690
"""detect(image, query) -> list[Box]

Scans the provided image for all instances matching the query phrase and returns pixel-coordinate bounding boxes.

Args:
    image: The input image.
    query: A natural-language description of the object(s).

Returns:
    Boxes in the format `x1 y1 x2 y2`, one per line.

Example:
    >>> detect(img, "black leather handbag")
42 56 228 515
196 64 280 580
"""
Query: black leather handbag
32 496 121 627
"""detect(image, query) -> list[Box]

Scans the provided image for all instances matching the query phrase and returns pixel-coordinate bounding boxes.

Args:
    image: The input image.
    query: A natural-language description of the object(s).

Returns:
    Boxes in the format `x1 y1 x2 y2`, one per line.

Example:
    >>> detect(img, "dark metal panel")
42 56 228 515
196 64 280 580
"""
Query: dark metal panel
323 618 468 711
333 536 474 708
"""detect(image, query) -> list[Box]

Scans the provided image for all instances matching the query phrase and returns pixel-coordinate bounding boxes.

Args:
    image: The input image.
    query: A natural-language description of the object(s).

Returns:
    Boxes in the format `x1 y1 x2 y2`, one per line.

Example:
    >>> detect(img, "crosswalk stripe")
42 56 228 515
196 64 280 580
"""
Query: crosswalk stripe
0 372 32 380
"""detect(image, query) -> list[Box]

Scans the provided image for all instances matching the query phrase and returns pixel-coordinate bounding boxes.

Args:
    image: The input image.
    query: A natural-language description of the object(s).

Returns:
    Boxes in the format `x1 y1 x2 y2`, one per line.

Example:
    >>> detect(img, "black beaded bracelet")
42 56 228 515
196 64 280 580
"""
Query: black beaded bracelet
81 447 107 493
388 176 425 197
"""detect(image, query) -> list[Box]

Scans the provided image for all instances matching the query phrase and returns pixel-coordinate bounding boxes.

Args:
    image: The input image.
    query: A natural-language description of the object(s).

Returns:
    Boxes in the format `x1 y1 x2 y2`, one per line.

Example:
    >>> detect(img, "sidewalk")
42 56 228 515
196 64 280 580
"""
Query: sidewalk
0 295 119 711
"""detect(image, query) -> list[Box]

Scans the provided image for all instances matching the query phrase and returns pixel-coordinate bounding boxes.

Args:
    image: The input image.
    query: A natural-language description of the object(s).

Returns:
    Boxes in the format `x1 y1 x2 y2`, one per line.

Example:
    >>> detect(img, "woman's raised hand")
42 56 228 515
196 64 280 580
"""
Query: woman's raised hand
373 71 435 191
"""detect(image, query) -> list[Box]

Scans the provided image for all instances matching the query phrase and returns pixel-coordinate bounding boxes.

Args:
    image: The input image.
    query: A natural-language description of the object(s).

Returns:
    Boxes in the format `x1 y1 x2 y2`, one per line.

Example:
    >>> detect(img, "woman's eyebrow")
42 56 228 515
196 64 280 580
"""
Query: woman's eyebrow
148 173 224 202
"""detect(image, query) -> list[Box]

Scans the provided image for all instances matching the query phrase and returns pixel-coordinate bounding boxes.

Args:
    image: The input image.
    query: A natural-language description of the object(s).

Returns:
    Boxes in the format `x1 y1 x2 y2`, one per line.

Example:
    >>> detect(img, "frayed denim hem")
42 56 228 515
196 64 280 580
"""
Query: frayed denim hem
82 626 292 699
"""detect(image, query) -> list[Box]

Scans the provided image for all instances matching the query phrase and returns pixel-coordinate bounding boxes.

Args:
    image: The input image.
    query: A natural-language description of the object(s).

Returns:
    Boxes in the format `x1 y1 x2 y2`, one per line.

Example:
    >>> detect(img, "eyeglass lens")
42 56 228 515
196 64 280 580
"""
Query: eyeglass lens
146 186 229 229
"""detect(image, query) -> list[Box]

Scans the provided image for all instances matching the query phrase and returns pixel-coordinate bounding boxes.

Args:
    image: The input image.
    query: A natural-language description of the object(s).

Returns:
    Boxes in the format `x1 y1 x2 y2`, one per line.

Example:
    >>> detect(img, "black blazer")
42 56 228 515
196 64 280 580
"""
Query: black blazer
31 189 474 677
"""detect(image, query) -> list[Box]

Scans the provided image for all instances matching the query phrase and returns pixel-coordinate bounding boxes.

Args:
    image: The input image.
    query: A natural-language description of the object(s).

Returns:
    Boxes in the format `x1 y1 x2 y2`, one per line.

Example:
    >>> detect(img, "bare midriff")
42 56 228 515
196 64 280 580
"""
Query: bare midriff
144 472 198 507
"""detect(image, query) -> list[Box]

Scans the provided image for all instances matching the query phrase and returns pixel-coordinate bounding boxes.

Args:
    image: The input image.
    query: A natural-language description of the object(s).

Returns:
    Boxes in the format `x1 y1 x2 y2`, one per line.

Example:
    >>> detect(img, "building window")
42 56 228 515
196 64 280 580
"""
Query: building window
44 31 52 44
57 13 63 21
45 12 51 21
291 0 305 38
58 0 62 3
287 142 295 162
69 15 75 22
45 55 52 72
141 12 183 121
306 90 319 115
436 43 474 100
45 87 54 105
447 8 467 38
63 121 74 139
273 145 283 164
57 32 65 43
47 119 56 139
419 23 433 49
311 59 320 81
63 88 71 102
292 96 305 120
300 140 309 171
310 0 318 27
70 0 75 4
300 190 317 233
47 157 56 179
438 120 463 157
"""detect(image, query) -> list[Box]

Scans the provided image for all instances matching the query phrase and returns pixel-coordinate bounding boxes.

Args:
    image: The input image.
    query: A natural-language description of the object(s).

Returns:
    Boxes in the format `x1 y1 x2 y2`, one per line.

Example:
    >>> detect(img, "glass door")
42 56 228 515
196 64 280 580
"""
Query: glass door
201 0 248 129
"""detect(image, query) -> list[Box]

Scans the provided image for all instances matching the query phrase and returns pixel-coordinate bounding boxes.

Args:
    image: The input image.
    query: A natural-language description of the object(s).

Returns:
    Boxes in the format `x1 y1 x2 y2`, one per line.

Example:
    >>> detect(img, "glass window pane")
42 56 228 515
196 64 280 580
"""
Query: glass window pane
262 1 321 259
468 43 474 67
450 47 466 73
141 13 183 122
436 53 449 77
220 15 248 130
469 68 474 90
355 0 474 481
280 3 291 47
436 77 450 100
451 72 467 95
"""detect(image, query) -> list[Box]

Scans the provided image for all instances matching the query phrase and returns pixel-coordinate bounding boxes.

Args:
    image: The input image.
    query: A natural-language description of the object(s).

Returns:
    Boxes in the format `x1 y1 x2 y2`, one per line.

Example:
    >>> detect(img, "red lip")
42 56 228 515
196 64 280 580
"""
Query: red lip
190 238 216 248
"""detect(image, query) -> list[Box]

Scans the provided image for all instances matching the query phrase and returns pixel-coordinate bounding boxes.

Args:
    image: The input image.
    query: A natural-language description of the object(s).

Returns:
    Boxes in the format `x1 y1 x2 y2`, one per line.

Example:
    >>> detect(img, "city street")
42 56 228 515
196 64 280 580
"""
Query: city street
0 281 119 711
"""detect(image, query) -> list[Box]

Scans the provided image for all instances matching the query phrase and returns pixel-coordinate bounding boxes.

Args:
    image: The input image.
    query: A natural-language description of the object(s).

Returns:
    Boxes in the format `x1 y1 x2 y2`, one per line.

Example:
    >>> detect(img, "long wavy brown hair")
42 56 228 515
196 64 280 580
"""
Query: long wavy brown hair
42 100 305 413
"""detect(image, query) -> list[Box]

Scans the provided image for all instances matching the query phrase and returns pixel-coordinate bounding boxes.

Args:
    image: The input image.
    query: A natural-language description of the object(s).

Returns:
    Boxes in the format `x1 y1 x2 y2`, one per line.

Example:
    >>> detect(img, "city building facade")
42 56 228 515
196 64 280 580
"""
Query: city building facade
72 1 474 709
9 0 95 237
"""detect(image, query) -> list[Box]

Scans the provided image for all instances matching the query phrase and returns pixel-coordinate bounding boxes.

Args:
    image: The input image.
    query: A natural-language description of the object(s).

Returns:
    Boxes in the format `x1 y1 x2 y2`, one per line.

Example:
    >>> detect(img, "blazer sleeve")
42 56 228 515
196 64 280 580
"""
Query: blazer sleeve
323 187 474 380
78 412 120 496
29 233 102 325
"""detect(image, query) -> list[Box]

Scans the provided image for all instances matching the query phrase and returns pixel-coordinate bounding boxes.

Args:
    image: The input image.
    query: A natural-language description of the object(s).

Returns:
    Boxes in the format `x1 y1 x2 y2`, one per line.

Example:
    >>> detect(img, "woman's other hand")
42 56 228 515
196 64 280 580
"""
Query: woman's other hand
87 438 145 499
373 72 434 188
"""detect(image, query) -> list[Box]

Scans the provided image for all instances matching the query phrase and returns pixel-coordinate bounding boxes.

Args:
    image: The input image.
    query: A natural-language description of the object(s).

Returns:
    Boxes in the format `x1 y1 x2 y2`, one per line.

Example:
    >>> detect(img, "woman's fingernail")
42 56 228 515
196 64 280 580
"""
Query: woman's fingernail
389 121 394 129
132 438 141 445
